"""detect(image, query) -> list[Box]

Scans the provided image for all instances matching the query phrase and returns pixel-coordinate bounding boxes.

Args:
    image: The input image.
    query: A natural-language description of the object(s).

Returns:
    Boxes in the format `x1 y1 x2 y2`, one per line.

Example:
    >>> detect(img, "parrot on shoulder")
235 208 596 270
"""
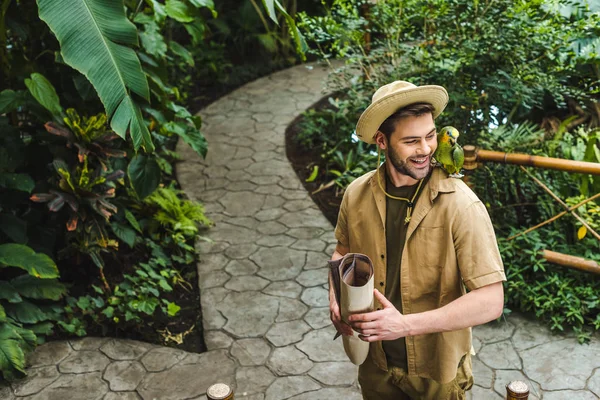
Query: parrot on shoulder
433 126 464 178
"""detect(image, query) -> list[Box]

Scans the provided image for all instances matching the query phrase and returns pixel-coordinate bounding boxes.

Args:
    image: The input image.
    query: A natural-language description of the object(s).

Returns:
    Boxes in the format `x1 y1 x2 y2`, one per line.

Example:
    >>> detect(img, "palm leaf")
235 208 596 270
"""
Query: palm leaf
36 0 154 151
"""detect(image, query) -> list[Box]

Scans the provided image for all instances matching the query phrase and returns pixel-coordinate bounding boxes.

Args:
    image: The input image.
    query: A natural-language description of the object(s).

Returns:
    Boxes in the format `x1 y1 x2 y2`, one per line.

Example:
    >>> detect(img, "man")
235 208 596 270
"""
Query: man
329 81 506 400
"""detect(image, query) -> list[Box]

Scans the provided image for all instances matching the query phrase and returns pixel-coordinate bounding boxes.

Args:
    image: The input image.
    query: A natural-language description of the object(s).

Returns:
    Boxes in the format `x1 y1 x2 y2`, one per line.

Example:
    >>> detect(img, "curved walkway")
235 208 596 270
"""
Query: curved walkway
2 63 600 400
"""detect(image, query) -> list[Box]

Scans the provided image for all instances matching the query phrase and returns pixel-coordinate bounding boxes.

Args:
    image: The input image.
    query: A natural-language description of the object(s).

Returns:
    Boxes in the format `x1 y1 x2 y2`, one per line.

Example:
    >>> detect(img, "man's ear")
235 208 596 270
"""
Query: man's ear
374 131 387 150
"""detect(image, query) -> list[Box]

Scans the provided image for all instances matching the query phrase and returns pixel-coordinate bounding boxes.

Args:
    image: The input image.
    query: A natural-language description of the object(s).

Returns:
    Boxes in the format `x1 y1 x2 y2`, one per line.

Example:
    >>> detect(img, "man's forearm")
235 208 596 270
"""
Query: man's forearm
405 282 504 337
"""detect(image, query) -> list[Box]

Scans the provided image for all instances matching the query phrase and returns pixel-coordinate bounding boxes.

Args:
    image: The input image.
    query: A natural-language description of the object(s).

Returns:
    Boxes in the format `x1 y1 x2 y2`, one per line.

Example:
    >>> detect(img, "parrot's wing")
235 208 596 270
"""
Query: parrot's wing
452 144 464 169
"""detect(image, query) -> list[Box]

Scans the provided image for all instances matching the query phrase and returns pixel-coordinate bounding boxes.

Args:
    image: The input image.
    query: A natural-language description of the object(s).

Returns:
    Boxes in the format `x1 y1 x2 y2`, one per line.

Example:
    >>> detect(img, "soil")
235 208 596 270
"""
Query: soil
285 95 342 228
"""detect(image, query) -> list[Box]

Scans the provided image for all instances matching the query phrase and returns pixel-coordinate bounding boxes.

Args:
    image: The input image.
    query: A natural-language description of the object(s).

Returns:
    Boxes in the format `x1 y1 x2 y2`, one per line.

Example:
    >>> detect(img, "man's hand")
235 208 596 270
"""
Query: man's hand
348 290 410 342
329 286 353 337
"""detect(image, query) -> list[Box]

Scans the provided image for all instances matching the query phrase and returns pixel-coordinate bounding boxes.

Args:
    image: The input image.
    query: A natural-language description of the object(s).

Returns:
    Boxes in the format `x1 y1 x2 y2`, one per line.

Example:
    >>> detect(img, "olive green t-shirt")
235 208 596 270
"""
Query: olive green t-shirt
382 170 430 370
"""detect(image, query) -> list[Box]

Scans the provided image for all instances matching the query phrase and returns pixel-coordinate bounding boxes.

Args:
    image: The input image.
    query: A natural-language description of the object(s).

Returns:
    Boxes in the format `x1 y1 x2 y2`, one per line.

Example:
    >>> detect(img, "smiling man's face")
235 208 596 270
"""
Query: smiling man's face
384 113 437 181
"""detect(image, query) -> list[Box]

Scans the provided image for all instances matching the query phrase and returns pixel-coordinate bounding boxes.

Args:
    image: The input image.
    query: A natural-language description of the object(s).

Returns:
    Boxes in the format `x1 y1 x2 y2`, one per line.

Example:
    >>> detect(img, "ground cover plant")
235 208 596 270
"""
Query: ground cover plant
0 0 309 381
295 0 600 342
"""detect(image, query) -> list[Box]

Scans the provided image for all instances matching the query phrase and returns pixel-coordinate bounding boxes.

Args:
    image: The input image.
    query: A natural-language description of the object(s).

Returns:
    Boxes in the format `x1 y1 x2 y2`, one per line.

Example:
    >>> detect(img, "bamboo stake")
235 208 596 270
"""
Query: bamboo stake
462 145 600 175
507 192 600 240
542 250 600 275
519 166 600 241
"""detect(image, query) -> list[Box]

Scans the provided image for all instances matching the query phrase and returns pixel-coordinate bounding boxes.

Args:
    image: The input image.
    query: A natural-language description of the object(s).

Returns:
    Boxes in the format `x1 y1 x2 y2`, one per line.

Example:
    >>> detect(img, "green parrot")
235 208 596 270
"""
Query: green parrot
433 126 464 178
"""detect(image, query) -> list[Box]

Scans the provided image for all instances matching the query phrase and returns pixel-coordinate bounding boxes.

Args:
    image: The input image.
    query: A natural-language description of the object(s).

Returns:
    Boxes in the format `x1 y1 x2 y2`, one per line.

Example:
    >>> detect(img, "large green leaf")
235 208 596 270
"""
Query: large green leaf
139 21 167 57
0 90 26 114
0 305 6 321
0 172 35 193
4 301 49 324
10 275 67 301
0 282 22 304
24 73 63 117
110 222 137 248
0 244 59 279
261 0 278 23
165 0 194 23
164 121 207 158
127 154 160 199
36 0 154 151
0 323 26 379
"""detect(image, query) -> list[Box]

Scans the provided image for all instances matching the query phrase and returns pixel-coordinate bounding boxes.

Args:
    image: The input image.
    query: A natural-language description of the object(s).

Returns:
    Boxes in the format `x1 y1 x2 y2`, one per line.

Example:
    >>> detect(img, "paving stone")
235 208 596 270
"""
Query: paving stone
278 209 332 229
140 347 187 372
493 370 541 400
286 227 326 240
196 240 230 255
209 222 258 244
543 390 598 400
228 158 255 170
26 341 72 367
304 307 331 330
264 376 321 400
252 246 305 281
296 268 328 287
252 150 276 163
27 372 108 400
69 337 109 351
477 341 521 370
246 160 291 177
266 320 312 347
263 281 303 299
229 181 259 192
11 366 59 396
590 368 600 397
473 320 515 344
236 366 276 394
256 235 296 247
225 259 259 276
203 307 227 330
521 338 599 390
255 184 284 196
219 191 265 216
100 339 153 361
236 146 255 159
58 350 110 373
301 287 329 307
198 252 231 273
202 287 229 306
308 361 358 386
225 216 260 229
280 190 308 201
230 339 272 366
279 177 304 190
472 336 483 353
304 251 329 270
288 387 362 400
103 361 145 391
104 392 142 400
510 313 567 352
198 270 231 289
296 327 348 362
276 298 309 322
138 350 235 400
217 291 280 337
0 384 14 400
203 165 230 179
223 243 258 260
255 208 287 221
470 385 502 399
262 195 286 209
268 346 313 375
291 239 327 252
256 220 288 235
324 242 336 255
204 330 234 350
225 275 270 291
283 199 315 212
472 357 493 389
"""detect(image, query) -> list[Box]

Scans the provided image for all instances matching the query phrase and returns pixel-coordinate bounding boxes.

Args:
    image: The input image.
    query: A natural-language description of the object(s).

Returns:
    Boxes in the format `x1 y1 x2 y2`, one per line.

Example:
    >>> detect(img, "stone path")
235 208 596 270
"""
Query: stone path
2 63 599 399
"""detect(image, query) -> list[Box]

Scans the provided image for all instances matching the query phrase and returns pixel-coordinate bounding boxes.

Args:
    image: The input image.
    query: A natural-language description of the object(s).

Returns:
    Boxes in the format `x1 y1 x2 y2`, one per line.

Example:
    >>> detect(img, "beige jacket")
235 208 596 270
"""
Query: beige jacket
335 166 506 383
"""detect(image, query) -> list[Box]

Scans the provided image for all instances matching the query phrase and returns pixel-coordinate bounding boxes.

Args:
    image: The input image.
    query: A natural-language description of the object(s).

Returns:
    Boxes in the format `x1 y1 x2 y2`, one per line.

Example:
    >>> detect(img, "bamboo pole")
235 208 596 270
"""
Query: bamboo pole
519 166 600 241
542 250 600 275
462 145 600 175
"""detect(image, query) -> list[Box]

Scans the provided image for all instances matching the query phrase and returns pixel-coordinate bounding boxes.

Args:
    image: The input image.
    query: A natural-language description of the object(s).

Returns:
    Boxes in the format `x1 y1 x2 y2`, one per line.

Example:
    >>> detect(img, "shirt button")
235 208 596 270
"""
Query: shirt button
379 282 384 287
380 254 385 259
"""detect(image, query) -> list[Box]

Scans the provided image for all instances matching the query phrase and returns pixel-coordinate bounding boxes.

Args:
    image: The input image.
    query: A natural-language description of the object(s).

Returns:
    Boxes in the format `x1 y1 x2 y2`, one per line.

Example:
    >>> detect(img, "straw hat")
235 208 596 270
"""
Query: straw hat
355 81 449 144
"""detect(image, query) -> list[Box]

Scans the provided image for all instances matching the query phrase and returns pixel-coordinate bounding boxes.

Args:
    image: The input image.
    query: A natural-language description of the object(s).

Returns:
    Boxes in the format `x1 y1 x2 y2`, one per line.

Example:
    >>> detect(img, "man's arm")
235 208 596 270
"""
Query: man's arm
329 242 353 336
348 281 503 342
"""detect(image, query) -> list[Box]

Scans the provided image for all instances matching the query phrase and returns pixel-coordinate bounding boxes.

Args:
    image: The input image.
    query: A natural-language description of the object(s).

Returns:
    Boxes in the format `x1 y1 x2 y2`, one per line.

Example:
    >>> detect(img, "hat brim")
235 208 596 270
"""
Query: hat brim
355 85 449 144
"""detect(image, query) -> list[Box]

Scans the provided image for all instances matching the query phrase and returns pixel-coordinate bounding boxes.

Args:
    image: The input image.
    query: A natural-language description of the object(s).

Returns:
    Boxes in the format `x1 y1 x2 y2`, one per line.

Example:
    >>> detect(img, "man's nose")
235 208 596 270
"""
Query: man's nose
418 139 431 155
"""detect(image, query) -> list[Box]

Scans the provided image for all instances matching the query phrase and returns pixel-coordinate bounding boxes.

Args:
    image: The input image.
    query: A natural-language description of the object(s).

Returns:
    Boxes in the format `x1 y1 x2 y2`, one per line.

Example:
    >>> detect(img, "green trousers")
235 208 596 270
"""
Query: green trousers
358 352 473 400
